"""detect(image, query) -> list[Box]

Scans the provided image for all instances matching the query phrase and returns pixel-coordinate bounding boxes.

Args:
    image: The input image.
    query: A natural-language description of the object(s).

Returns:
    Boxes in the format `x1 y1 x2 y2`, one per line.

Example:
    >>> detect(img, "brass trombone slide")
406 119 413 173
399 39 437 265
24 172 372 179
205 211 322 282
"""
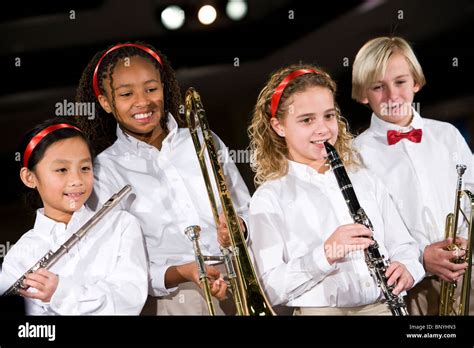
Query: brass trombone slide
184 87 274 316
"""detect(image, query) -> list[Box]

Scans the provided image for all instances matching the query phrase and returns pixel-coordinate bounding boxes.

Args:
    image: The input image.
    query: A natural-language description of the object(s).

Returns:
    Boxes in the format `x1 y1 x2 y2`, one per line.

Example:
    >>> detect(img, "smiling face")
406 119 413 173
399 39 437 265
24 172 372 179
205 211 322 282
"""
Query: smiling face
20 137 93 224
271 86 339 172
98 55 166 147
362 52 420 126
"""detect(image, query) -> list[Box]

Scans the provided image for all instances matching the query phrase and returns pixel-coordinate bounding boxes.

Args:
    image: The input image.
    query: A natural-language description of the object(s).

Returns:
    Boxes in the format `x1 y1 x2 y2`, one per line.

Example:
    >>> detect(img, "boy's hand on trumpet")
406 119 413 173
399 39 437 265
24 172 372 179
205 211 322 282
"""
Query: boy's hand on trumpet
423 238 468 282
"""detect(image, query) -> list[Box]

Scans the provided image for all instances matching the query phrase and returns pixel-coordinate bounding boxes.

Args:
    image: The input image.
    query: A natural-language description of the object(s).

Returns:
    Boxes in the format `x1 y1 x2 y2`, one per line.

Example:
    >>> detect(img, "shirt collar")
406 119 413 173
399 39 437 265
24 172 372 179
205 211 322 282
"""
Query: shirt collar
287 160 331 183
115 112 179 155
369 108 424 136
33 205 90 237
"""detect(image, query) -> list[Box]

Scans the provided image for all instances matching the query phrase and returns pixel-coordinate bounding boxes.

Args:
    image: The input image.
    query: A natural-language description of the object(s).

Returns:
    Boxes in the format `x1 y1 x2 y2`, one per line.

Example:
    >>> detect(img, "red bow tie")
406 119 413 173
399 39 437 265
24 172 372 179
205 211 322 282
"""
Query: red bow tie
387 129 423 145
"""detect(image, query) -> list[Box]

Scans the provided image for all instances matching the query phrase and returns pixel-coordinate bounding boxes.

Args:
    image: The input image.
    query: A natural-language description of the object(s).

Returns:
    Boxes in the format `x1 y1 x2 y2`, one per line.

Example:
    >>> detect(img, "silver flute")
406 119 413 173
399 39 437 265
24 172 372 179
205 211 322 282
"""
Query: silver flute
2 185 132 296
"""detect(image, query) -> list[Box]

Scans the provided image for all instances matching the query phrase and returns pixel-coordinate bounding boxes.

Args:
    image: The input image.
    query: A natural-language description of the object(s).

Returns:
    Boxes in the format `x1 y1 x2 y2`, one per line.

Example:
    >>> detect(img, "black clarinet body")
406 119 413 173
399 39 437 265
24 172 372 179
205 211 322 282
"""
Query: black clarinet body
324 142 409 316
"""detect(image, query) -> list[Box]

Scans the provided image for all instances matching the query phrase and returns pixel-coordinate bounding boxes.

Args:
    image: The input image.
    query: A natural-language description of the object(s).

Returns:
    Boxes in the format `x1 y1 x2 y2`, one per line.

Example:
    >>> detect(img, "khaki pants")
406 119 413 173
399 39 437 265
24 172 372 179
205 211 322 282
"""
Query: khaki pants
293 302 392 316
406 276 440 315
407 267 474 315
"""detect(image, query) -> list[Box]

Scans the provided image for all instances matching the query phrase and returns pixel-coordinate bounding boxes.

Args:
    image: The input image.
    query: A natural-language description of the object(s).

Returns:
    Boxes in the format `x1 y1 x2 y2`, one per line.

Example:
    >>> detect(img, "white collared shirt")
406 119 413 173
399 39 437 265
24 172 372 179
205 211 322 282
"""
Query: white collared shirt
89 114 251 296
354 110 474 258
0 206 148 315
249 161 424 308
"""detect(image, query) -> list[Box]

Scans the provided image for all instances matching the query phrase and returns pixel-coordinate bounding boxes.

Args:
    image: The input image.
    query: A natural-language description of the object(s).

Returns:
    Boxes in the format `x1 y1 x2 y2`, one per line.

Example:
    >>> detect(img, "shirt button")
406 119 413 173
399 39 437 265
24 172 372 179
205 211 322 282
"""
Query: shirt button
366 282 371 288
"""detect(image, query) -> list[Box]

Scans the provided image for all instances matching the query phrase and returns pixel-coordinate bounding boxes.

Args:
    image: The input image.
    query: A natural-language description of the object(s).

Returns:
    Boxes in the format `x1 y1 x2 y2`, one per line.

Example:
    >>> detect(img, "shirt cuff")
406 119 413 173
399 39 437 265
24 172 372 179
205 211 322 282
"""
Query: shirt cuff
49 275 75 314
304 244 336 278
419 243 431 277
149 263 178 297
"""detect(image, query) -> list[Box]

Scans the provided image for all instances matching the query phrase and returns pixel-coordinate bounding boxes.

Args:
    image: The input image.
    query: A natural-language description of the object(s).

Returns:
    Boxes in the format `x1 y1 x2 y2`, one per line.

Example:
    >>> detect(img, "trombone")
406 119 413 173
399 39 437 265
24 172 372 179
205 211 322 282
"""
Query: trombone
184 87 274 316
439 164 473 315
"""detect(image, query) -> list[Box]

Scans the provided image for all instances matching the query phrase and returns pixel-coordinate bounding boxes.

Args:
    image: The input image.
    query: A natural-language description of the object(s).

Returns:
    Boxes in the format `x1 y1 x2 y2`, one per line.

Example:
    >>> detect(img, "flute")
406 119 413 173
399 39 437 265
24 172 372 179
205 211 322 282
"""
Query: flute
2 185 131 296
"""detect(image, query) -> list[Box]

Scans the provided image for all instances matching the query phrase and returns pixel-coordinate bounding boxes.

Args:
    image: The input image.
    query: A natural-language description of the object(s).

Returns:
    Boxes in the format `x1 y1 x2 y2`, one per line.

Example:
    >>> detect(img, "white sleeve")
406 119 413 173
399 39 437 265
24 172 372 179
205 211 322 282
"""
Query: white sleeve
89 157 125 211
249 188 336 306
453 126 474 189
47 214 148 315
148 262 177 297
0 248 27 295
374 177 426 286
452 128 474 240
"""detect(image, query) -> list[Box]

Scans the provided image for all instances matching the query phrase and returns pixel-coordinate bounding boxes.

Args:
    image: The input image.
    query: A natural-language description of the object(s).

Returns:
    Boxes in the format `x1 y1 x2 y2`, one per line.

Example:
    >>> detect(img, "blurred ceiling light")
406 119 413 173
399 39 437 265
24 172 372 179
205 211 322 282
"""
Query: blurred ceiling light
161 5 185 30
226 0 247 21
198 5 217 25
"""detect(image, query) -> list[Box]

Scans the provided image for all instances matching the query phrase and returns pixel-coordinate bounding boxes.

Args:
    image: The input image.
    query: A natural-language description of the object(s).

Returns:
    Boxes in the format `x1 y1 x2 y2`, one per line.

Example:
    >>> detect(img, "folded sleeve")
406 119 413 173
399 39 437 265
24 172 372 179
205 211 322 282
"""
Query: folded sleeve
374 177 426 286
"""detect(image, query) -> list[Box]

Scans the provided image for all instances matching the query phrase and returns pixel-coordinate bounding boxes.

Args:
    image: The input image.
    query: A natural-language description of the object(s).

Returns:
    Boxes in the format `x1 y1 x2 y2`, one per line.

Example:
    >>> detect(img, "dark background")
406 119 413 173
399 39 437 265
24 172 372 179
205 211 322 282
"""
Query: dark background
1 0 474 257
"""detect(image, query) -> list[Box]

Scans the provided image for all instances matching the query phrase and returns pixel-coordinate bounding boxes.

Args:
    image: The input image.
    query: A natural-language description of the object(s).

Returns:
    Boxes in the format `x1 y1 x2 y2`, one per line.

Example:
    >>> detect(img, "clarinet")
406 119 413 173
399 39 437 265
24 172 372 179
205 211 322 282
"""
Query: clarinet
2 185 132 297
324 142 409 316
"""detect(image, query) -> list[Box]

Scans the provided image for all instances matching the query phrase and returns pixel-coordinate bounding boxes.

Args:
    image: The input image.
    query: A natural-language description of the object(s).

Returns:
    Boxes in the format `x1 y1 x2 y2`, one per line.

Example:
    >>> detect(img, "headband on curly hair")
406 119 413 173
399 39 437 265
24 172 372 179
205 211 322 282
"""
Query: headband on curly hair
92 43 163 98
270 69 320 118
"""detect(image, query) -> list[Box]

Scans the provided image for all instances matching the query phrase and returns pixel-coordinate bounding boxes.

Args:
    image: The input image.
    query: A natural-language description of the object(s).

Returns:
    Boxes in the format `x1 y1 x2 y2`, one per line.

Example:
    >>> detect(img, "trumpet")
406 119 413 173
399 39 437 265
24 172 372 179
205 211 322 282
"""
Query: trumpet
3 185 132 297
184 87 274 316
439 164 473 316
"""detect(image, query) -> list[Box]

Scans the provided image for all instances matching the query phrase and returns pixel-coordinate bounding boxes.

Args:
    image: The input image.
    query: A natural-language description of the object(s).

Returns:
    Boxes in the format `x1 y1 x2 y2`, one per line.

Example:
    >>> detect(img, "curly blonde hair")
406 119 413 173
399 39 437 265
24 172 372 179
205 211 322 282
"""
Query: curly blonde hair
248 63 359 186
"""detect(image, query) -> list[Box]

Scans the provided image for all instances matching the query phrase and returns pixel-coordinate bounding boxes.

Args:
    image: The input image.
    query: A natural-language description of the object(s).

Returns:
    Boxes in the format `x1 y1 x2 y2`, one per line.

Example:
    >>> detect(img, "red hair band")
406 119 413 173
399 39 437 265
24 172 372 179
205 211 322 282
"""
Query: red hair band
23 124 81 168
270 69 320 118
92 43 163 99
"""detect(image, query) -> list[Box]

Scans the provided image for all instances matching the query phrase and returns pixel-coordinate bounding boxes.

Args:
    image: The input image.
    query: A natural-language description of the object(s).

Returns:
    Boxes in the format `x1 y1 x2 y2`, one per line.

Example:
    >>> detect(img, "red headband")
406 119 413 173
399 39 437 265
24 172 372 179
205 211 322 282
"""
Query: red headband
92 43 163 98
270 69 320 118
23 124 81 168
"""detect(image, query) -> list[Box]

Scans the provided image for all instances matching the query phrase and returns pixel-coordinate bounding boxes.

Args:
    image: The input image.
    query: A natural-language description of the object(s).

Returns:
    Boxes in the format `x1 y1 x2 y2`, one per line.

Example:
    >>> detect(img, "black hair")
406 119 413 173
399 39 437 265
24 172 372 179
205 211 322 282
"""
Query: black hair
18 117 94 210
75 41 183 155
